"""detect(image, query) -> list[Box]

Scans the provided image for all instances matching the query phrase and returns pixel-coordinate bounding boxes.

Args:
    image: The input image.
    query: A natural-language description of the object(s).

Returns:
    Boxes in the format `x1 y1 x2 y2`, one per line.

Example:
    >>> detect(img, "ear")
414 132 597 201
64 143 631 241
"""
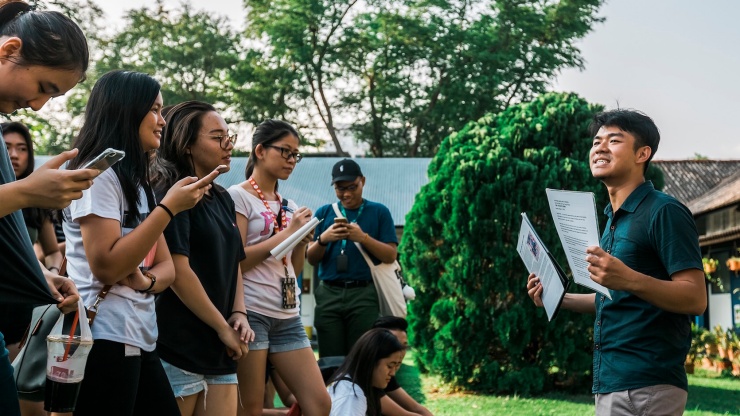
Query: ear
635 146 651 164
0 37 22 60
254 143 265 160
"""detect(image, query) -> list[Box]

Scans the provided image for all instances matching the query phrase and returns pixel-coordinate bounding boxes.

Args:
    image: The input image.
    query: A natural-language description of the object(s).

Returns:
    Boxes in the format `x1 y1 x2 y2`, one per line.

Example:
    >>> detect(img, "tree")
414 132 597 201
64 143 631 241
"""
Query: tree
400 93 603 394
242 0 604 156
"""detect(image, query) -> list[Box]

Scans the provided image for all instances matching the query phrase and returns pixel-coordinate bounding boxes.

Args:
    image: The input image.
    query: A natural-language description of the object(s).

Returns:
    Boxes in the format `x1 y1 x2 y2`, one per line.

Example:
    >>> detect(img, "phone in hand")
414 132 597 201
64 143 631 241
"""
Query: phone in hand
334 217 348 225
81 148 125 172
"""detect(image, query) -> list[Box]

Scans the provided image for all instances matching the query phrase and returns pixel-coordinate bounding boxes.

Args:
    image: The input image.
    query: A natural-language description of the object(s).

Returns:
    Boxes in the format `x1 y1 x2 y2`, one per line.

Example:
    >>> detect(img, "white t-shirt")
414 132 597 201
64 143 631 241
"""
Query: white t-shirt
328 379 367 416
63 169 157 351
227 185 300 319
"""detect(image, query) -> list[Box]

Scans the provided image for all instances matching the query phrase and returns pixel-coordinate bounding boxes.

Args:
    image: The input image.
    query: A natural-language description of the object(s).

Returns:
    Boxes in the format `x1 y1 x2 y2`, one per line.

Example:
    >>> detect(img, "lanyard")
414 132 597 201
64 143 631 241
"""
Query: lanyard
339 200 365 253
248 177 289 271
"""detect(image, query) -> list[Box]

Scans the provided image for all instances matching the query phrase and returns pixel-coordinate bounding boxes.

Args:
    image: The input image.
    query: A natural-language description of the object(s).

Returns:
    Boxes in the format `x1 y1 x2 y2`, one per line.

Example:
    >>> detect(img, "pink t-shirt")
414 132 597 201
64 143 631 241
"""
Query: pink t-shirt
228 185 301 319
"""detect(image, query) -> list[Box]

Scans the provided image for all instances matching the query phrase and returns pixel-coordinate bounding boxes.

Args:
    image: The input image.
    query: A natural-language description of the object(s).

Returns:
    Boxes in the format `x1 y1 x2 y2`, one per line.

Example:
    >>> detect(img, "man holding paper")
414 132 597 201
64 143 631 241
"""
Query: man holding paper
307 159 398 358
526 109 706 416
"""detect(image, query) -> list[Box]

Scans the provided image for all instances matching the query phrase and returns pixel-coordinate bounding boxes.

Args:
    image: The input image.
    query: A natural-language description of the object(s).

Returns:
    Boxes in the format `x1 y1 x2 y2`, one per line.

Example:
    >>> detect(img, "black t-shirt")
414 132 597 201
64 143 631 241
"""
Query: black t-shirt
156 185 246 375
385 376 401 392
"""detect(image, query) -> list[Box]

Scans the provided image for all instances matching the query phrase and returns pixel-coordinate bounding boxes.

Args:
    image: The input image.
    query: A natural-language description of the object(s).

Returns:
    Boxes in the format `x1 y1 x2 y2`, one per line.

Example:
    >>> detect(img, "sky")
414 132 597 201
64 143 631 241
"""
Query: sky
98 0 740 160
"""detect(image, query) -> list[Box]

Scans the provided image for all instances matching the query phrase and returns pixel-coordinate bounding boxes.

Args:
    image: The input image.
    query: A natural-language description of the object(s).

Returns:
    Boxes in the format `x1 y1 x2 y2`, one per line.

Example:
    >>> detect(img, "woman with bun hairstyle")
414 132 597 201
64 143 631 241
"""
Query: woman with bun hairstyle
0 2 97 415
64 71 218 416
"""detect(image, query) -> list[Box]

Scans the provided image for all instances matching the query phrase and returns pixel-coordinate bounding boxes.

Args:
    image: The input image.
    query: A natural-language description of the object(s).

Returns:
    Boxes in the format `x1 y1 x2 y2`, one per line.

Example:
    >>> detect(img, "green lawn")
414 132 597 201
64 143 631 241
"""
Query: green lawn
396 355 740 416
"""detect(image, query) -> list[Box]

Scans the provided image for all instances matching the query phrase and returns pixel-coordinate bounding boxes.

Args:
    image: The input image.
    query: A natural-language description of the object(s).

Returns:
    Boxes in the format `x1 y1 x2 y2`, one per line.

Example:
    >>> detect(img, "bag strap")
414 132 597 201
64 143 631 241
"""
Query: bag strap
60 255 110 327
332 202 342 218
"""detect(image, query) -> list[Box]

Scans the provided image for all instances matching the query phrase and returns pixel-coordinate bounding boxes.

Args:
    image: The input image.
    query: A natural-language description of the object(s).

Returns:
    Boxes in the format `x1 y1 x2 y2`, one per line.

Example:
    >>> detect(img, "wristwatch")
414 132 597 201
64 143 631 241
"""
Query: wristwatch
139 271 157 293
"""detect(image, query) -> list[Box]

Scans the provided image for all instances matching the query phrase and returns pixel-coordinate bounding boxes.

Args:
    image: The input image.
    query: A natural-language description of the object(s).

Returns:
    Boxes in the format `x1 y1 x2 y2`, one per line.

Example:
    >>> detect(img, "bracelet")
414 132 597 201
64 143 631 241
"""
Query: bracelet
317 235 328 247
48 266 60 274
361 233 369 243
231 310 248 318
156 203 175 220
138 271 157 293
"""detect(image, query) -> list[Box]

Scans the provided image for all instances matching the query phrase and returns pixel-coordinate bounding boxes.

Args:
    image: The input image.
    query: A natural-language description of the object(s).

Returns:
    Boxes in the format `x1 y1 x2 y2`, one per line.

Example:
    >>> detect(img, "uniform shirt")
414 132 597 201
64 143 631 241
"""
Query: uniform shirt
156 185 245 375
313 200 397 282
328 379 367 416
593 181 702 393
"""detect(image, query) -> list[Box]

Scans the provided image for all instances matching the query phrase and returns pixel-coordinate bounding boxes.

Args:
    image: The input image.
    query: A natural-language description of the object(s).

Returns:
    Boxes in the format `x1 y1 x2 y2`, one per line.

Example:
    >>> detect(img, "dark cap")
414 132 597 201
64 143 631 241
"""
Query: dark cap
331 159 363 184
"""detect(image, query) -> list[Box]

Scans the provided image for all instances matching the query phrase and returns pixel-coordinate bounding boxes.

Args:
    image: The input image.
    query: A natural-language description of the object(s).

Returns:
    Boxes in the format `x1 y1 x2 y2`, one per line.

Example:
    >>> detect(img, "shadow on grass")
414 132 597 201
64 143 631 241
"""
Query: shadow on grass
686 384 740 414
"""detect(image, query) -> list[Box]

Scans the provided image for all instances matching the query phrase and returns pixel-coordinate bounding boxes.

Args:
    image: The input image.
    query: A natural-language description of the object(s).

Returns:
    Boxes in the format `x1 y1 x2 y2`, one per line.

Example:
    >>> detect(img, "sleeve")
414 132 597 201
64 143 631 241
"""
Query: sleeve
376 204 398 244
68 170 122 223
163 208 192 257
313 205 330 239
650 201 702 276
329 381 367 416
226 192 247 263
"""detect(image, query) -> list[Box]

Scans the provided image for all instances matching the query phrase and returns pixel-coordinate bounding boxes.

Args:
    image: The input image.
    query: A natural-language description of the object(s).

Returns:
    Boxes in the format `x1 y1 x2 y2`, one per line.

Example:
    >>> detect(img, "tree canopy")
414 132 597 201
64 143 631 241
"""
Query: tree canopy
6 0 604 156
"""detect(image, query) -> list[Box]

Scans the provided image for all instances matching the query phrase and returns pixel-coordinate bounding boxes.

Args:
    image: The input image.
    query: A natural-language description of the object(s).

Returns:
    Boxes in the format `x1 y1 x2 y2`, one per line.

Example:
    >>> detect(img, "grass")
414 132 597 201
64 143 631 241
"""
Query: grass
395 354 740 416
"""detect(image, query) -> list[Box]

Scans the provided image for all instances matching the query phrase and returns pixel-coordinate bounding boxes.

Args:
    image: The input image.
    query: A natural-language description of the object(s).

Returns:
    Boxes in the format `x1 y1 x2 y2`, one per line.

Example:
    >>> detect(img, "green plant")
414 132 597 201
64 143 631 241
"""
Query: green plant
703 257 724 291
687 324 706 363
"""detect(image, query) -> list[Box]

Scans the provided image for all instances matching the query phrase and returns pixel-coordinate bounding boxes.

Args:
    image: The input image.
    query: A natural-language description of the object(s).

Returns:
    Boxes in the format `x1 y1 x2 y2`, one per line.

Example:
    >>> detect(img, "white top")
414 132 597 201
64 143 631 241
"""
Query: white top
63 169 157 351
227 185 300 319
327 379 367 416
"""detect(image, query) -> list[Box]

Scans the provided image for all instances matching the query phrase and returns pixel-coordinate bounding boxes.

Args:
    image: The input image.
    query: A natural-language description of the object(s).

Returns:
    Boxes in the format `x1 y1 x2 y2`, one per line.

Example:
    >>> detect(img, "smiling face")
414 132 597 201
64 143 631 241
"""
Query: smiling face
189 111 233 178
138 92 165 152
590 125 651 185
0 37 81 114
372 351 404 389
4 131 29 177
334 176 365 210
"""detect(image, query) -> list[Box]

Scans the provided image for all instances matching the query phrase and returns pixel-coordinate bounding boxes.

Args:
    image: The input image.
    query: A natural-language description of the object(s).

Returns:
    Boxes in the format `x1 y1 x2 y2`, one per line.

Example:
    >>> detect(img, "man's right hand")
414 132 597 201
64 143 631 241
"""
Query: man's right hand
17 148 98 209
526 273 544 307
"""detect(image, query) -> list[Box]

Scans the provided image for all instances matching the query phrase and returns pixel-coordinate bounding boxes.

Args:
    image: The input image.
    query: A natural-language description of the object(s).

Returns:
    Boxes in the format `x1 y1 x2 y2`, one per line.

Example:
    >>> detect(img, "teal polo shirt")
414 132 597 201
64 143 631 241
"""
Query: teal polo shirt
593 181 702 394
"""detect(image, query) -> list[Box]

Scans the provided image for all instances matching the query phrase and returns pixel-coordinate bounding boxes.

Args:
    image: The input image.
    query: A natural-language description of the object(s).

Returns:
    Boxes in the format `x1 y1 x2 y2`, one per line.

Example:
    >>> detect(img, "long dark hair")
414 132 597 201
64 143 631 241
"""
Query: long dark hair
1 121 46 229
68 70 161 218
245 119 299 190
328 329 405 416
0 1 88 76
151 100 216 195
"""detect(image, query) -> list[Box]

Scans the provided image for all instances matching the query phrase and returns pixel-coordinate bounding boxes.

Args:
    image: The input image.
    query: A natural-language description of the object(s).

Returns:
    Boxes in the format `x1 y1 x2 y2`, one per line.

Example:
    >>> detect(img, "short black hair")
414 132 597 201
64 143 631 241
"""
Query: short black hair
372 316 408 333
589 109 660 172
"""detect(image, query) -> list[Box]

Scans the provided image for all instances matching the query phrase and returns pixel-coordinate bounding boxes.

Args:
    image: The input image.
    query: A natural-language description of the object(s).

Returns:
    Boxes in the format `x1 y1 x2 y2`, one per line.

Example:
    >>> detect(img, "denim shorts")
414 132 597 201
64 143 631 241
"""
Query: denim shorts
160 359 237 398
247 310 311 353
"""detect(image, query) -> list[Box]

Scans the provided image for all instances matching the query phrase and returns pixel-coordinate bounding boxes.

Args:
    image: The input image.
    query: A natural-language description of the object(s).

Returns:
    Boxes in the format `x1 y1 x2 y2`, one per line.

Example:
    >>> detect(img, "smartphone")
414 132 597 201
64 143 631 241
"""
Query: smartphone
81 148 125 172
334 217 348 225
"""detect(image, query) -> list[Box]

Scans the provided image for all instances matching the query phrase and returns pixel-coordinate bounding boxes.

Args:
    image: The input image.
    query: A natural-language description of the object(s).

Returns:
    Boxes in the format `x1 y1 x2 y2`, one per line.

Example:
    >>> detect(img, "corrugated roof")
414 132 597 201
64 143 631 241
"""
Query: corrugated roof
216 157 432 226
653 160 740 205
687 170 740 214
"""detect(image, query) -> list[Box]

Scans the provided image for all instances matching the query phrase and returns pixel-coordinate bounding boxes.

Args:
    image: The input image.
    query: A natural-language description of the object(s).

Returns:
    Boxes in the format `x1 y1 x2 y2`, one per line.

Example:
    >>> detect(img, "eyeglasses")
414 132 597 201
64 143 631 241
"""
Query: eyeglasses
335 182 360 192
201 133 237 149
264 144 303 163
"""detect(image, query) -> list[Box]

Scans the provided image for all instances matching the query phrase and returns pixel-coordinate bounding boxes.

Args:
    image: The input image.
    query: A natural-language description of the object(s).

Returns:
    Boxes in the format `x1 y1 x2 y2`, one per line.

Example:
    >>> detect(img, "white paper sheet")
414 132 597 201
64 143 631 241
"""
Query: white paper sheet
270 217 322 261
545 189 611 299
517 213 568 321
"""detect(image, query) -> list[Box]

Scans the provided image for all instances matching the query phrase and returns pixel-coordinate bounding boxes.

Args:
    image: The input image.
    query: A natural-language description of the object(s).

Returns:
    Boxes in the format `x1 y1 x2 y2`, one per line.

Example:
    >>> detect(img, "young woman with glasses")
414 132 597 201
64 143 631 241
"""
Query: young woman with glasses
151 101 252 416
227 120 331 416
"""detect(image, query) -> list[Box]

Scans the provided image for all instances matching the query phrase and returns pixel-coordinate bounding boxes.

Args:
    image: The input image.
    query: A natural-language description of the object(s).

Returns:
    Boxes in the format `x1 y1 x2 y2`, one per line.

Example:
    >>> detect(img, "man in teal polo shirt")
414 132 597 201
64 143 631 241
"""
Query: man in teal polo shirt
307 159 398 358
527 109 707 415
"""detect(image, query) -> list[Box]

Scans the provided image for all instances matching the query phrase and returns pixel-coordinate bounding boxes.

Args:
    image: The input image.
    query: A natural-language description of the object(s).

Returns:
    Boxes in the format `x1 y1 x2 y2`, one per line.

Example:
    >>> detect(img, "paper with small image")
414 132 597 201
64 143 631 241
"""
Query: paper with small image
270 217 322 261
545 189 611 299
517 213 569 321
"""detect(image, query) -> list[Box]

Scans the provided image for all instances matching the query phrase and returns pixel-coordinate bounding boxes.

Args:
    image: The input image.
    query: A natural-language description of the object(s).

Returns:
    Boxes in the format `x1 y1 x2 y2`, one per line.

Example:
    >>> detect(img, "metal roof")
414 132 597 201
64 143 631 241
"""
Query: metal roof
653 160 740 206
216 157 432 226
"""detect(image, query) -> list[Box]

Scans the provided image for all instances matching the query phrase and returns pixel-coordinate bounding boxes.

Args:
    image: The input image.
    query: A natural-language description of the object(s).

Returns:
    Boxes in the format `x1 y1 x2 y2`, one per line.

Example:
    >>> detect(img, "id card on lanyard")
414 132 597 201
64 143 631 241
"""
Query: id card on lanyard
336 201 365 273
248 177 296 309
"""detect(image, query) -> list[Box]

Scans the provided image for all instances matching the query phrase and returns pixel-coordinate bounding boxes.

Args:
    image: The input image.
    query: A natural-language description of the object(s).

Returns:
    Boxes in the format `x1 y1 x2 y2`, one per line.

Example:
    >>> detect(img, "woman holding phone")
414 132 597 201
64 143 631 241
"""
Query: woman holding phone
227 120 331 416
63 71 218 416
151 101 251 416
0 2 101 414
